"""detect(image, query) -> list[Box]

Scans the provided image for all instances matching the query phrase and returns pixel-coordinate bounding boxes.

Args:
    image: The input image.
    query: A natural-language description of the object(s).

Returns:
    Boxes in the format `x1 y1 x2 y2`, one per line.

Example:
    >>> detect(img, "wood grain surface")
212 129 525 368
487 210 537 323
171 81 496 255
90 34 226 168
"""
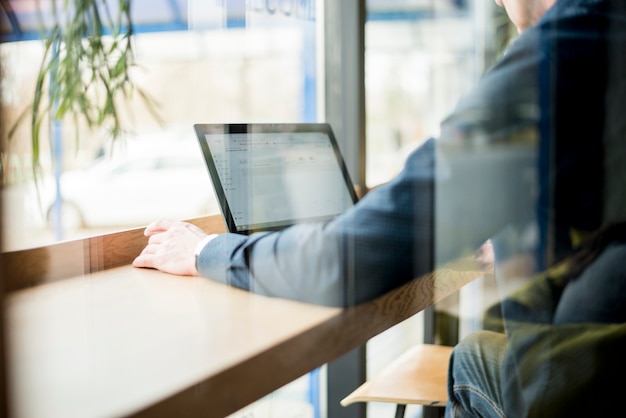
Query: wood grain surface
2 215 484 417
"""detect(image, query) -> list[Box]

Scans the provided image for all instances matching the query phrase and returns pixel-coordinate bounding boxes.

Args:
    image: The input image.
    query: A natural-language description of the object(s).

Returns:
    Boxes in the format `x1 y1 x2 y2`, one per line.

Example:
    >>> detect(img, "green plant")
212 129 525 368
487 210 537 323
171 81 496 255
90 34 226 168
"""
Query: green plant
8 0 160 174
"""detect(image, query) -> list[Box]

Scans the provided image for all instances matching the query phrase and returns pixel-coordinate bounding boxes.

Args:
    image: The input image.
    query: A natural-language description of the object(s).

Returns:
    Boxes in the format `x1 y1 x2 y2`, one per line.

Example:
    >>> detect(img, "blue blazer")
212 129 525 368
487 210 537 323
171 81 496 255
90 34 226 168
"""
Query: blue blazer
197 0 626 308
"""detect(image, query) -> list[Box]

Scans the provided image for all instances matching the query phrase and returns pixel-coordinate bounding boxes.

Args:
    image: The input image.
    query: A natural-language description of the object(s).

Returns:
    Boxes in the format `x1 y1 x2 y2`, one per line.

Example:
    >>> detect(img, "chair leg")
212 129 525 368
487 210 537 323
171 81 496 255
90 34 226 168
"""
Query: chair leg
394 404 406 418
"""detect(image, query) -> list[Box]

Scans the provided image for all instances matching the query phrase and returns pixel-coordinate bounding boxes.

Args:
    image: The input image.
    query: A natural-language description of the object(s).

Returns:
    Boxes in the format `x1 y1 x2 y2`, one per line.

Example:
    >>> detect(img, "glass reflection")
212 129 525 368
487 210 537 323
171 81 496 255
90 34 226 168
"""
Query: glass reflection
442 0 626 416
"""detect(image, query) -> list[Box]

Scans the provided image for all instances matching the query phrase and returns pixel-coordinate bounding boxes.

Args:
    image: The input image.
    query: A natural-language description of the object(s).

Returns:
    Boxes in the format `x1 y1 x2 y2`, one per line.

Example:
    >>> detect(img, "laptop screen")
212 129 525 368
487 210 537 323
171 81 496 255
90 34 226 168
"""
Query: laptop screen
194 123 358 234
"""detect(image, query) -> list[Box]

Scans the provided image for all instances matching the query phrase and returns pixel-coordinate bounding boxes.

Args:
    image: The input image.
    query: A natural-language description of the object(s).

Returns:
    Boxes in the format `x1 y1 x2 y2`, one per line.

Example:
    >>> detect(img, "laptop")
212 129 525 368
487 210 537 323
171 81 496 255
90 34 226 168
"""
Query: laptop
194 123 359 235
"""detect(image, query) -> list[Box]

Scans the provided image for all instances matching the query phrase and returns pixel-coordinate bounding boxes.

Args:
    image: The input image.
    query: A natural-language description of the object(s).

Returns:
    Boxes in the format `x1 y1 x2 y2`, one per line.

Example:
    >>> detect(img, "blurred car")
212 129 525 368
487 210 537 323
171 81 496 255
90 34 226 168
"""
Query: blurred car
41 135 220 230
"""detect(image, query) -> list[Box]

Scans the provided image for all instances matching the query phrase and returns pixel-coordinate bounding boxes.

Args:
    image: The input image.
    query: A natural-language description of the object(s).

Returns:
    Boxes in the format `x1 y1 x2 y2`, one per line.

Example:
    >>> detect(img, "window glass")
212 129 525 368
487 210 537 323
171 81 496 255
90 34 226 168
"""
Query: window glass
1 1 530 417
365 0 478 187
1 0 319 251
1 3 322 414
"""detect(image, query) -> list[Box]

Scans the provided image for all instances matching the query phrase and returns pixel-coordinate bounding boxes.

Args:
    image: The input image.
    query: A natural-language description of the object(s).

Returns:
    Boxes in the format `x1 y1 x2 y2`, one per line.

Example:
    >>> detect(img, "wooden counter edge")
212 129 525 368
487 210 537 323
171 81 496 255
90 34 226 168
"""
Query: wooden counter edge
0 215 226 292
131 265 485 418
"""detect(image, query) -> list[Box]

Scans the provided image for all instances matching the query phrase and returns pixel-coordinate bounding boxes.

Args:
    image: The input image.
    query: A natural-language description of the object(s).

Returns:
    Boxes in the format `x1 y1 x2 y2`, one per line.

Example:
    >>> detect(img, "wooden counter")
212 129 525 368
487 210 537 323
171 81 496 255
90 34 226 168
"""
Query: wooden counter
1 215 484 417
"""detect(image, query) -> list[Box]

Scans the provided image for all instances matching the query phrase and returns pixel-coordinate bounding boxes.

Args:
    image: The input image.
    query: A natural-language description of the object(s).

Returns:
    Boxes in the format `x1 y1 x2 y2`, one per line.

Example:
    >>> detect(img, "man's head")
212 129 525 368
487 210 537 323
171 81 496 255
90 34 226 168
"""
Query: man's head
495 0 558 33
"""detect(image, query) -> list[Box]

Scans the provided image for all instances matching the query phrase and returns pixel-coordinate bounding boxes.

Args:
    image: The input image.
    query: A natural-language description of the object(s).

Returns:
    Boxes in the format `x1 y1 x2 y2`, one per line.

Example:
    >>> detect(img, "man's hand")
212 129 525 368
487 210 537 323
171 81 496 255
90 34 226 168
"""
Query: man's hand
474 239 495 274
133 219 208 276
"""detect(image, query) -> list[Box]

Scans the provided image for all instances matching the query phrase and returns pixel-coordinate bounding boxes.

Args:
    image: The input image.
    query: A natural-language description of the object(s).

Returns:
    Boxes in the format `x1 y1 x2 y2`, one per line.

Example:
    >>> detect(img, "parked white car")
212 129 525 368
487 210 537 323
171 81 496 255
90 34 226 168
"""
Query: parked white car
41 135 220 230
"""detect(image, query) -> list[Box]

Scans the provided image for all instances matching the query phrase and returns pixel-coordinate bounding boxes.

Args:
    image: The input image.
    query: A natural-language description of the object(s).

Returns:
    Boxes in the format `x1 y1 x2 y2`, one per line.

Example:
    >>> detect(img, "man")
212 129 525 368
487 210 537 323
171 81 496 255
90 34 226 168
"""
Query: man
134 0 624 307
135 0 625 414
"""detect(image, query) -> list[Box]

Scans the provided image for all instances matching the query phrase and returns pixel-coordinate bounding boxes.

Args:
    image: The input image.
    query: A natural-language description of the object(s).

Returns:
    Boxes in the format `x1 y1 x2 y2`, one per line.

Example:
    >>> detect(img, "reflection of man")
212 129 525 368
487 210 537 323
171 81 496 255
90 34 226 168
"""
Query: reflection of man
443 0 626 416
134 0 625 314
447 221 626 418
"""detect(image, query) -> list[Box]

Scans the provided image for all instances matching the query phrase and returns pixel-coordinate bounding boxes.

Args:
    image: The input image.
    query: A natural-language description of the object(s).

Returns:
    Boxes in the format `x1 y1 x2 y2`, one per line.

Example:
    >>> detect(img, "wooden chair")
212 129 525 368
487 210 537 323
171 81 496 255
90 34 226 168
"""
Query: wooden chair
340 344 453 418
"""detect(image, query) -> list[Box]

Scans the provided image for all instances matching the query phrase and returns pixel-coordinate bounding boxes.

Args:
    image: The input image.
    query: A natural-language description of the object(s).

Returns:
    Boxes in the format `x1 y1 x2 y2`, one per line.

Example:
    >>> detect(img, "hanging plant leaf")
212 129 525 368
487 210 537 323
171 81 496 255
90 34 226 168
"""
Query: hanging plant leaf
8 0 162 177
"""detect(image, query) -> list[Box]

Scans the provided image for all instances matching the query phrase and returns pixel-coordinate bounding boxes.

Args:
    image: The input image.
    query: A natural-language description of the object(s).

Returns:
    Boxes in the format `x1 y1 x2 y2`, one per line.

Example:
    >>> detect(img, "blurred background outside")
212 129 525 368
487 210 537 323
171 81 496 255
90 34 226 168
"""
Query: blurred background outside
1 0 511 252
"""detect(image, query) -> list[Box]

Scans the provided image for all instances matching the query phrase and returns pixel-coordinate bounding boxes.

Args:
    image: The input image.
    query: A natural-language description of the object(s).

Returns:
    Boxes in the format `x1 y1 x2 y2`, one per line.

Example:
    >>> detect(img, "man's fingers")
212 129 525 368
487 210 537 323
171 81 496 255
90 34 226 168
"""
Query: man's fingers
140 242 159 255
147 233 165 245
143 219 175 236
132 253 154 269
